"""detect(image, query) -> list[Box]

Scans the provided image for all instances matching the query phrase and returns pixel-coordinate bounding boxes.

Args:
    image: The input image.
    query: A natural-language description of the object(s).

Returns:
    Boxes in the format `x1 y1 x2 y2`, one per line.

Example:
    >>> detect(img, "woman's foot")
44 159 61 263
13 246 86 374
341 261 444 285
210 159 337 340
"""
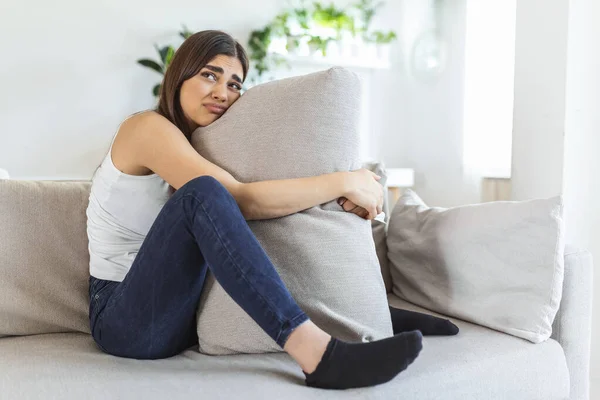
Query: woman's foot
283 320 331 374
389 306 459 336
284 321 423 390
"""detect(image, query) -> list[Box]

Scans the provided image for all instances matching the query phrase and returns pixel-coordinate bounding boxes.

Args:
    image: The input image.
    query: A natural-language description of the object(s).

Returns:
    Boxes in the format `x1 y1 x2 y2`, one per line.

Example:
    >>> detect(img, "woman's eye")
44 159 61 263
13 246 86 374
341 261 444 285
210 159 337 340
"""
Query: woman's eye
202 72 216 81
230 83 242 91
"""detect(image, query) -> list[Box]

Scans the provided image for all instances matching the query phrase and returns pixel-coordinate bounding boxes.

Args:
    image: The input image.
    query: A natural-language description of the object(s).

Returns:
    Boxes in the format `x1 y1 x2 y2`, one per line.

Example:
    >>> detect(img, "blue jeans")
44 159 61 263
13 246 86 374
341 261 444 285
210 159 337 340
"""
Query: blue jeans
89 176 310 359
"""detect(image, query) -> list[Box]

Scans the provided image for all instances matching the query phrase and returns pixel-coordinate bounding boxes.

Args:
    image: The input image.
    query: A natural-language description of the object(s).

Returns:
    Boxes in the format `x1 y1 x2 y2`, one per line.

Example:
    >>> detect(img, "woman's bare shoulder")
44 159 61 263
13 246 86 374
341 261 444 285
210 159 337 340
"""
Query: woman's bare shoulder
111 110 174 176
117 110 181 141
121 110 168 129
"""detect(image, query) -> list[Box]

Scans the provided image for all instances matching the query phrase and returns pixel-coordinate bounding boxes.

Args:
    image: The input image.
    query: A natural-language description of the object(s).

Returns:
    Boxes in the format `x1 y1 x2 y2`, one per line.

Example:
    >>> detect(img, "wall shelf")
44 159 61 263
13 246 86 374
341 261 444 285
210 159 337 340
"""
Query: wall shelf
275 53 391 70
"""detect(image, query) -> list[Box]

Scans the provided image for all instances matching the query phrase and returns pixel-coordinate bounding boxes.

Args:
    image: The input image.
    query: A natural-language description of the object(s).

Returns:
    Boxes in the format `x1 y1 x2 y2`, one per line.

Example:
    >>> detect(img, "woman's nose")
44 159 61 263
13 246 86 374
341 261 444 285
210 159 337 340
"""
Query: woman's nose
211 84 227 102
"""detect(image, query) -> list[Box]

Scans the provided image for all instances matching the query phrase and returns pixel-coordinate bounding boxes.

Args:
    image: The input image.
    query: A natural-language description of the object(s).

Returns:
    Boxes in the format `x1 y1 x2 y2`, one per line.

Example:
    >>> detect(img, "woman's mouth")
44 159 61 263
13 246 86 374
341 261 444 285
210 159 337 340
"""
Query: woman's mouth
204 104 227 115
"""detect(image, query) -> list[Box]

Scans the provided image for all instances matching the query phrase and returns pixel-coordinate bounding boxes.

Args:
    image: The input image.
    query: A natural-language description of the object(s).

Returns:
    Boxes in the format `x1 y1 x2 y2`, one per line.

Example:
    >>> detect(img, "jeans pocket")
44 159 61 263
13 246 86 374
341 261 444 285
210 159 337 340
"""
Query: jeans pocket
89 276 101 297
90 279 107 300
89 279 116 329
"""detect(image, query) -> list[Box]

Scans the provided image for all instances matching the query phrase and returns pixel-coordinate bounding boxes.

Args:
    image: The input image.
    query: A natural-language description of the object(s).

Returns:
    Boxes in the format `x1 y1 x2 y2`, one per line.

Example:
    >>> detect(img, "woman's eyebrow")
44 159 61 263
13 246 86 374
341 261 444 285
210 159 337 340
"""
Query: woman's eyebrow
204 65 242 84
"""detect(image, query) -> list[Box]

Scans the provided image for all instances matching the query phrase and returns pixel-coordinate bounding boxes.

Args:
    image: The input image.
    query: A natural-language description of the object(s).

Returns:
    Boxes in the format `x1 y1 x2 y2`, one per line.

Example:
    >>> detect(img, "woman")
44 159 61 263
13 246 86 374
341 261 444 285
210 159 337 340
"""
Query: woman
87 30 457 390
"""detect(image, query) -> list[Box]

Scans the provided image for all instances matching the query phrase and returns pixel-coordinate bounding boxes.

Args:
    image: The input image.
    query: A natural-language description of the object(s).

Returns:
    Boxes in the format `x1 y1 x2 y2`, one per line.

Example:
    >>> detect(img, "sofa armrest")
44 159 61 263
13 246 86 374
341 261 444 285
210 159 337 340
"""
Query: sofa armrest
551 244 594 400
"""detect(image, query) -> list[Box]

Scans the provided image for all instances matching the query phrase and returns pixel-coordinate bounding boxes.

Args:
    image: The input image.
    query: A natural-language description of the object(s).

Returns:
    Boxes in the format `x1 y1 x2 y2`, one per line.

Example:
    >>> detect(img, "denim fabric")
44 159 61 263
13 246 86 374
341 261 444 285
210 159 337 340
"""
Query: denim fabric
88 175 309 359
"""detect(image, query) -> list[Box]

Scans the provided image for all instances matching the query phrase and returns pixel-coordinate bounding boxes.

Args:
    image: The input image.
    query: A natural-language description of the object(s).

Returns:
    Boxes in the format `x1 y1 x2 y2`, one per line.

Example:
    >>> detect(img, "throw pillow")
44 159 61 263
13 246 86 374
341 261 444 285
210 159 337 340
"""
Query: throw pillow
372 219 392 293
387 189 564 343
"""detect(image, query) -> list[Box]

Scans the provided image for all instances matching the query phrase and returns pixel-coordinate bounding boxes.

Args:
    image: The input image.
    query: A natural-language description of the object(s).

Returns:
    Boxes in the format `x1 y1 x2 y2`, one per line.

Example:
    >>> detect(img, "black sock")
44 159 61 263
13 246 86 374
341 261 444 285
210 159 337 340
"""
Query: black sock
303 330 423 390
389 306 459 336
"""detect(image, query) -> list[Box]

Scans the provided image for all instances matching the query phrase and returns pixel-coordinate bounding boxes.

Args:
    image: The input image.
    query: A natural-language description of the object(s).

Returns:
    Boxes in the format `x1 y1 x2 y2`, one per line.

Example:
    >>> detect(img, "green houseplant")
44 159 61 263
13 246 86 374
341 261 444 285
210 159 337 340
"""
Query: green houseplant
136 1 397 95
247 1 397 82
137 25 193 97
365 30 397 44
312 2 356 37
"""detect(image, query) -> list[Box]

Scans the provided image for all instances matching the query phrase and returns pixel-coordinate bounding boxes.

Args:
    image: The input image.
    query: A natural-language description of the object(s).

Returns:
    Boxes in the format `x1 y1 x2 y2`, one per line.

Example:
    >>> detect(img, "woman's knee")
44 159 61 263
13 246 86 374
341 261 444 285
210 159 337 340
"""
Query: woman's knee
174 175 240 217
180 175 230 199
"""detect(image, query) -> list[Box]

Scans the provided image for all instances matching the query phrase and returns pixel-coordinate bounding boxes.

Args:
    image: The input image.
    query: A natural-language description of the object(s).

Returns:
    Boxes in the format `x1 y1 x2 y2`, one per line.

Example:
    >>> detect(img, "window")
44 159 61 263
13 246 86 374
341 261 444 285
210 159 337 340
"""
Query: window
463 0 517 178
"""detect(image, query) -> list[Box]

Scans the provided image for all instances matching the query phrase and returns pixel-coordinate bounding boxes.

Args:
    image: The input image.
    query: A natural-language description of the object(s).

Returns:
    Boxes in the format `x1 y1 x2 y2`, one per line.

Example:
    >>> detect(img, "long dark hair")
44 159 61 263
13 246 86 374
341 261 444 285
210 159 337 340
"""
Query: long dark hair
156 30 249 139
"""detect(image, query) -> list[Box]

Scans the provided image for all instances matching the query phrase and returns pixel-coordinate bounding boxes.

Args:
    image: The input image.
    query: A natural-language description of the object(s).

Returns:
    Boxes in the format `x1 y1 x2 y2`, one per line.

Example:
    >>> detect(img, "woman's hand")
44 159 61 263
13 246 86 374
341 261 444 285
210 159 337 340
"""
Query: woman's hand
336 197 368 219
339 169 384 220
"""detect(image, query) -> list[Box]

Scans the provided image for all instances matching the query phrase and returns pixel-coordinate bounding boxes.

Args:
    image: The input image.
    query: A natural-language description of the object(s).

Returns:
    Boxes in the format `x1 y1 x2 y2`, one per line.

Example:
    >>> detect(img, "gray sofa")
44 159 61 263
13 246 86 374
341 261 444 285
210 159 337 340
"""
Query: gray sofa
0 179 593 399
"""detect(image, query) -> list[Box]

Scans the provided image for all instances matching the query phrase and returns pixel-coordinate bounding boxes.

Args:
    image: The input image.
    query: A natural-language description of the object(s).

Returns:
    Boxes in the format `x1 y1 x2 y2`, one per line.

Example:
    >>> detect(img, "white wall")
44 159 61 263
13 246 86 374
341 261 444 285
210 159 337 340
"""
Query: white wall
563 0 600 397
510 0 569 201
512 0 599 397
0 0 479 207
0 0 283 179
372 0 480 208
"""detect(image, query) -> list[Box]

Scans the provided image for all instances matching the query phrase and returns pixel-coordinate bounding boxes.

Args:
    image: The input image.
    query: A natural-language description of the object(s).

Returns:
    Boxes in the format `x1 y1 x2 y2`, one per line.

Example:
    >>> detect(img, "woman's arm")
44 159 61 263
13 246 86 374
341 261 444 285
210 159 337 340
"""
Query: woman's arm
121 112 369 220
236 172 350 220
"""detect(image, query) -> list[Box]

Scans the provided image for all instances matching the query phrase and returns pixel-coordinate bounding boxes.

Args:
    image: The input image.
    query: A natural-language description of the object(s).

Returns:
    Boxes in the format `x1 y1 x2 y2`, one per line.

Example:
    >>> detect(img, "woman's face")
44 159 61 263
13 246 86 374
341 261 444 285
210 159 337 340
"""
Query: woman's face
179 54 244 130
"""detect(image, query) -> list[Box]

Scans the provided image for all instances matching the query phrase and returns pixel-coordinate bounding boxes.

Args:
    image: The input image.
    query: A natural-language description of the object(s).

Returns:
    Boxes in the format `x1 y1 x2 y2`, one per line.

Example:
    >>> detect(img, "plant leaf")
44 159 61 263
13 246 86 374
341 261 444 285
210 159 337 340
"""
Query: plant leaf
153 83 161 97
137 59 164 74
158 46 172 64
165 46 175 69
180 24 193 39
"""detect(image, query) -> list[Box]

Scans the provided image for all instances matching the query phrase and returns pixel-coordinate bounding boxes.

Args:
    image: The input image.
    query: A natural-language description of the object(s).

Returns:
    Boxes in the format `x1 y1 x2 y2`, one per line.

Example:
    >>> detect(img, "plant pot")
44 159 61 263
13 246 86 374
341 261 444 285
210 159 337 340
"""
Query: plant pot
365 42 378 60
377 43 391 63
326 41 341 58
351 36 365 58
349 42 361 58
308 43 322 56
286 37 299 54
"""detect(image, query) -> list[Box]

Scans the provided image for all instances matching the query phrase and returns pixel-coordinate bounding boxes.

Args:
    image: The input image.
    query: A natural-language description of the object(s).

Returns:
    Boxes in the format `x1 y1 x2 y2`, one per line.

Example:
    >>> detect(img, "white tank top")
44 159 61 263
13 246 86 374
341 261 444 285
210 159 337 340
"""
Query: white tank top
86 115 173 281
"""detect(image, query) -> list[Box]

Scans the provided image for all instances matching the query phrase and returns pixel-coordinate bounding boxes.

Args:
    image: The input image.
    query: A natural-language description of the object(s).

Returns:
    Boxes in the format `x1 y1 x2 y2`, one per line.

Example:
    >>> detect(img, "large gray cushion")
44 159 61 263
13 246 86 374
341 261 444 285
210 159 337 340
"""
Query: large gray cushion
372 219 391 293
387 189 565 343
191 67 392 355
0 180 91 336
0 293 569 400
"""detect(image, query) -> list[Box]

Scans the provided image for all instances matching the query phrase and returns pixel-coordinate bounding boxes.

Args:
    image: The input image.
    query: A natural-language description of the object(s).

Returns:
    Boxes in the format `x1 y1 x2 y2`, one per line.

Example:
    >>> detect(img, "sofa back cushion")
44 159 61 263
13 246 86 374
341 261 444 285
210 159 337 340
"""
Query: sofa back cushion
0 180 91 336
191 67 393 354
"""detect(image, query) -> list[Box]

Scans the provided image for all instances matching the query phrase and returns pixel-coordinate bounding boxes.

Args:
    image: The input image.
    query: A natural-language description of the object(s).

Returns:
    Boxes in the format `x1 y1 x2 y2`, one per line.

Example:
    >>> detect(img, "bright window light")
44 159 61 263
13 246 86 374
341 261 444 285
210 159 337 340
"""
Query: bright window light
463 0 517 178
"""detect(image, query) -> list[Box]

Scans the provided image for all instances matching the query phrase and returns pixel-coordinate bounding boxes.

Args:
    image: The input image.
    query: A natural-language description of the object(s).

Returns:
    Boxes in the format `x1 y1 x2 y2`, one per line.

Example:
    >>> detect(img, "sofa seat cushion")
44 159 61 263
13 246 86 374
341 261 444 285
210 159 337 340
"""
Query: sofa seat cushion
0 295 569 400
386 295 569 399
